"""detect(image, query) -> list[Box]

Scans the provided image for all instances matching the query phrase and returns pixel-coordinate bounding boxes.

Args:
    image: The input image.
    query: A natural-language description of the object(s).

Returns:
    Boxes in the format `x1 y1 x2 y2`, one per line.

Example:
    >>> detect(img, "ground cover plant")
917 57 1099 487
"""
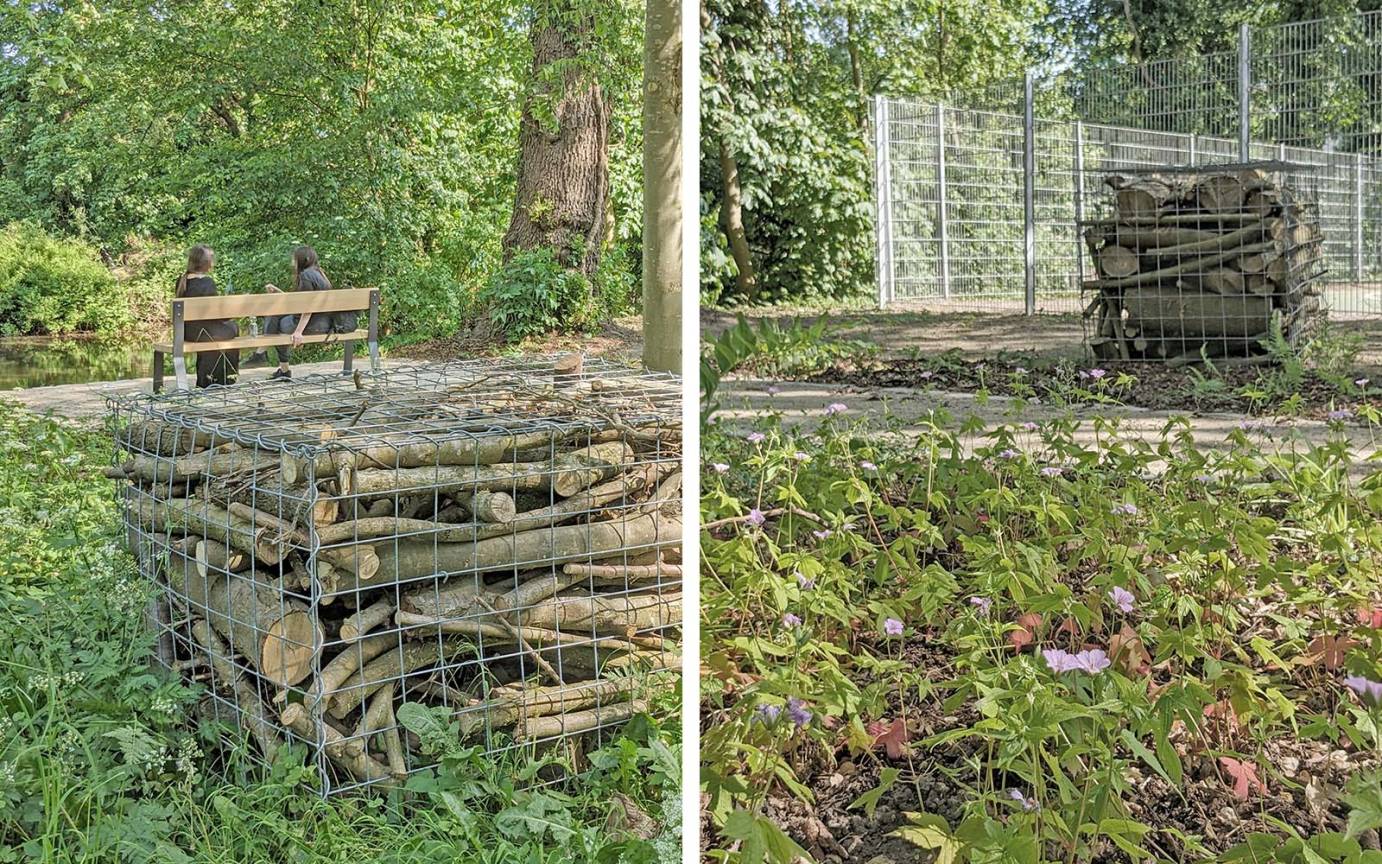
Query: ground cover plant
700 403 1382 863
0 404 680 863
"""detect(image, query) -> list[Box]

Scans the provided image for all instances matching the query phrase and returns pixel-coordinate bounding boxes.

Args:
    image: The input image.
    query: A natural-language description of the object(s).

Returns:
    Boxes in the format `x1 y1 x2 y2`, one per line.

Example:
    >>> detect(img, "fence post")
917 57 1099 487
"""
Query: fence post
873 95 892 308
1189 133 1197 166
935 102 951 299
1023 72 1037 315
1238 22 1251 161
1073 120 1086 292
1356 152 1366 281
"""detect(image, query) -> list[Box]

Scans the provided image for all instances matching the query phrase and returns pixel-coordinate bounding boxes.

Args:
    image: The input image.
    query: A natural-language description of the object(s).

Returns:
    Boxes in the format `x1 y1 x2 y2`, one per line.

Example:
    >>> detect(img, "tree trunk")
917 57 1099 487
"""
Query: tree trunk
719 141 757 298
502 1 611 278
641 0 683 374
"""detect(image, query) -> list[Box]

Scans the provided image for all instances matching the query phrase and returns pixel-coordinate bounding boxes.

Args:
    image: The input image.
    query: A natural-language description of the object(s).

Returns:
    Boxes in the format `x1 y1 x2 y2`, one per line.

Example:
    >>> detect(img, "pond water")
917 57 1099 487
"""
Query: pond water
0 336 151 390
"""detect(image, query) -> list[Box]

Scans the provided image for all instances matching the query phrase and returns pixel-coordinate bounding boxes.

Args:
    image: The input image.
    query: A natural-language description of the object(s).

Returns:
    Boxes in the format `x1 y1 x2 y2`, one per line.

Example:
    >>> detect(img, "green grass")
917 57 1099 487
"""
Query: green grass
0 406 680 863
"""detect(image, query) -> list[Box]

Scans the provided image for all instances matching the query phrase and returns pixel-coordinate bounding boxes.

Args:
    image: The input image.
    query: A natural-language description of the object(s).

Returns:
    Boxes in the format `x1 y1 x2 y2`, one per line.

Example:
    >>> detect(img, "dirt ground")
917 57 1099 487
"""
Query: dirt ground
701 306 1382 372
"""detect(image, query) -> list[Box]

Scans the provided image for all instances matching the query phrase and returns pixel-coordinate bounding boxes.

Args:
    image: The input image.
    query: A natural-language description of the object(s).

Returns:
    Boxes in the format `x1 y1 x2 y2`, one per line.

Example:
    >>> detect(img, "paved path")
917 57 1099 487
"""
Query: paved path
5 359 403 422
717 378 1380 475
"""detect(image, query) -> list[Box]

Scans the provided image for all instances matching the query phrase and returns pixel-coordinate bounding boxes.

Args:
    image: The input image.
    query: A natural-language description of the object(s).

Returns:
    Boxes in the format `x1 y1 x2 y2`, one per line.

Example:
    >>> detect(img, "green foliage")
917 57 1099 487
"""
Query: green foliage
701 315 876 424
0 405 680 862
0 223 131 336
481 248 600 341
0 0 645 344
700 0 1045 305
701 408 1382 862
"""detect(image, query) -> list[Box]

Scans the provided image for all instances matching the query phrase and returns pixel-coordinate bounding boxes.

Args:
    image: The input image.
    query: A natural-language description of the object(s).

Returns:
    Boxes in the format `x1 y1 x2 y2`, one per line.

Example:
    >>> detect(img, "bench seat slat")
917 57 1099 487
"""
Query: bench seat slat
154 329 369 354
177 288 373 318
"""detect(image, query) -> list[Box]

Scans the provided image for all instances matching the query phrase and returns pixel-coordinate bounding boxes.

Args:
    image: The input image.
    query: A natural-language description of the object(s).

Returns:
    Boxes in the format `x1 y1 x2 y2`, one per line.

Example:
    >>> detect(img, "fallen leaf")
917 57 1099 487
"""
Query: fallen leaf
1108 624 1152 676
867 717 910 760
1219 756 1268 800
1357 607 1382 629
1306 633 1356 670
1009 612 1043 651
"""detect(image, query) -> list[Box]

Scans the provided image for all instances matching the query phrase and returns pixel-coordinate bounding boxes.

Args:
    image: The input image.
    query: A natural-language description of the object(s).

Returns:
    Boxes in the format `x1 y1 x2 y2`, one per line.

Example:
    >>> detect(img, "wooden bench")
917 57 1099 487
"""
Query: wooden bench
154 288 380 392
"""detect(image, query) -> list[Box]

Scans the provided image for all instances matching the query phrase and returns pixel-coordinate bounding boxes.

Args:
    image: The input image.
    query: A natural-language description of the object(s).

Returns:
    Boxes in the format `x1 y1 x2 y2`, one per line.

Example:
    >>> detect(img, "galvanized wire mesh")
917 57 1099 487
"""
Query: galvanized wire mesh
876 10 1382 321
109 357 682 795
1082 161 1326 363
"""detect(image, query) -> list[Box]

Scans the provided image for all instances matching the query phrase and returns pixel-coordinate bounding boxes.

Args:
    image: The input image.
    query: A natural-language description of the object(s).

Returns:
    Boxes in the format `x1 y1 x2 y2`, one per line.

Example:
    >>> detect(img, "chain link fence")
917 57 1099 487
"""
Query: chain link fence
875 11 1382 320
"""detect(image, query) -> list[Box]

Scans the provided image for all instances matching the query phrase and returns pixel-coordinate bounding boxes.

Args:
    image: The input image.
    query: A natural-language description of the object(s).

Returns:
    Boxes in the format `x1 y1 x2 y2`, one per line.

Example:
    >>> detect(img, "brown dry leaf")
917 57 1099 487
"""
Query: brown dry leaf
1219 756 1268 800
1305 633 1356 670
1108 624 1152 676
1009 612 1043 651
866 717 910 760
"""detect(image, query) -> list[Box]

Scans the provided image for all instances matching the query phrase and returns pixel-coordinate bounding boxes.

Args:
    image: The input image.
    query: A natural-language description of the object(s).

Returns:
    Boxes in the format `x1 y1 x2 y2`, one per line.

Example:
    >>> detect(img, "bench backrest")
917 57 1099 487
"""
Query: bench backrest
172 288 375 319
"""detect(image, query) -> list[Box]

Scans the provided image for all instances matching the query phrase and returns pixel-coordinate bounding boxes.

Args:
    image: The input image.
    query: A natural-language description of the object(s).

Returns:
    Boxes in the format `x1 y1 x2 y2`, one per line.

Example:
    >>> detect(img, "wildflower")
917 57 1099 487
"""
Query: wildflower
1239 419 1266 431
824 402 848 416
767 385 781 396
859 460 877 471
712 463 730 474
1040 466 1063 478
793 451 810 462
786 698 812 728
1008 789 1039 812
781 612 802 628
997 448 1019 460
756 704 782 723
746 509 766 527
1109 586 1136 614
1345 675 1382 707
797 573 815 590
1014 366 1029 375
1327 408 1354 422
811 529 833 540
1357 378 1370 389
747 432 766 444
918 370 934 380
883 617 904 637
1195 473 1214 484
1043 648 1111 675
969 596 992 617
1079 368 1107 381
1021 421 1038 432
1111 502 1139 516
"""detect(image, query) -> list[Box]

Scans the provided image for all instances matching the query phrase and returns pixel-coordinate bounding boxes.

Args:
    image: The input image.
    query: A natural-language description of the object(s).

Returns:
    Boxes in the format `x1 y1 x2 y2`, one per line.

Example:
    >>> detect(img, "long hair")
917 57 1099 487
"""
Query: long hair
176 245 215 297
292 245 331 290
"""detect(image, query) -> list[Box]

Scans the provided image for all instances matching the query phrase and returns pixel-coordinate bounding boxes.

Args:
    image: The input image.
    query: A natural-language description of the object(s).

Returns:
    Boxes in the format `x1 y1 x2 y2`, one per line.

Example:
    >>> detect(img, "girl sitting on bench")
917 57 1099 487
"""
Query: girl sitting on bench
176 244 239 388
253 245 355 380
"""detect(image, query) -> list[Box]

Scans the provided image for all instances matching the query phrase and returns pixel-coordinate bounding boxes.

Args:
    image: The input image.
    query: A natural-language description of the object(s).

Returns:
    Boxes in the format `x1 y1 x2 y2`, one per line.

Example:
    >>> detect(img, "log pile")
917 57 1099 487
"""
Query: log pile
1082 164 1327 363
109 357 682 792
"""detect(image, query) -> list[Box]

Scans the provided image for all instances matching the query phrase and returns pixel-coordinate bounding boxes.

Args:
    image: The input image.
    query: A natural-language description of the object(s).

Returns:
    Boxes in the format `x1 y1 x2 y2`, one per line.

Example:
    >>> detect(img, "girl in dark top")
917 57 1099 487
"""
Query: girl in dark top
176 245 239 388
256 245 352 380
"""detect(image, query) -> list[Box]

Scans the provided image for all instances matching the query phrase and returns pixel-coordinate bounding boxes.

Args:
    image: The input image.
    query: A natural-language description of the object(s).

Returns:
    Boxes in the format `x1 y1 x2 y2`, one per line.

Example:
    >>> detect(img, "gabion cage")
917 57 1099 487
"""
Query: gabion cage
1082 161 1327 363
107 356 682 795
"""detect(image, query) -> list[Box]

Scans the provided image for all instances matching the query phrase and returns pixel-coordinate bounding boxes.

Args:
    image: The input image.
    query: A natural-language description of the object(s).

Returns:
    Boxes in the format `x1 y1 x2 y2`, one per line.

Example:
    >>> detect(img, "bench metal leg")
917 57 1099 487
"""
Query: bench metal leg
368 340 381 373
152 351 165 393
343 341 354 375
173 352 189 391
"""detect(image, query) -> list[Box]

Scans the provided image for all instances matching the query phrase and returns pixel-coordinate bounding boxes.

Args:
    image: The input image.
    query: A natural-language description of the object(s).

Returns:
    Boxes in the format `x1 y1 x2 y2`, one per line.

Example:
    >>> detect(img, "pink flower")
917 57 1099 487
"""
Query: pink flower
824 402 848 416
766 385 781 396
746 509 765 526
859 460 877 471
811 529 832 540
969 596 992 616
1109 586 1136 614
786 697 812 727
747 432 766 444
796 573 815 590
781 612 802 628
1008 789 1039 811
883 618 904 636
1345 675 1382 707
1044 648 1111 675
1021 421 1038 431
793 451 810 462
712 463 730 474
1040 466 1063 478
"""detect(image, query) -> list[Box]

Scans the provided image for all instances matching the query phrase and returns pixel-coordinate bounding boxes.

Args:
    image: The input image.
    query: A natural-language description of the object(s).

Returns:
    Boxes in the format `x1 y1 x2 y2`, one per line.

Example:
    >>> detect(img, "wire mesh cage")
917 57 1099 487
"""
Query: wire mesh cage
106 356 682 795
1081 161 1327 363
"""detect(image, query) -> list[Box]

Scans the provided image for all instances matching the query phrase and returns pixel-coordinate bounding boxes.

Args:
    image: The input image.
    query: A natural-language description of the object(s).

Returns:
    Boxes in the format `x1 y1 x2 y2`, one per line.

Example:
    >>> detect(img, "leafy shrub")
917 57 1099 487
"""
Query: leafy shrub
0 223 131 336
479 248 598 341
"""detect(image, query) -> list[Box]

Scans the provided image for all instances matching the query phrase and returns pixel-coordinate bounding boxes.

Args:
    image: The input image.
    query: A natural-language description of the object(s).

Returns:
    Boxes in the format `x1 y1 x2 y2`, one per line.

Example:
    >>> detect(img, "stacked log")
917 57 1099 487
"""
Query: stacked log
1082 166 1326 363
109 357 682 790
